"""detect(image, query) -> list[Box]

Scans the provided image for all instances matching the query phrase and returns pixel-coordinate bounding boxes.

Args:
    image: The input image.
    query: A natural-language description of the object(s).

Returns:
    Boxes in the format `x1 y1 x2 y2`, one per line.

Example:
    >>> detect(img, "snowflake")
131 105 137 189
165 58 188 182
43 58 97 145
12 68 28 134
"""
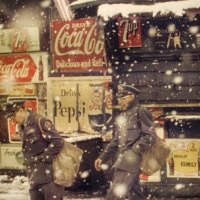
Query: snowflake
113 183 127 198
80 171 90 179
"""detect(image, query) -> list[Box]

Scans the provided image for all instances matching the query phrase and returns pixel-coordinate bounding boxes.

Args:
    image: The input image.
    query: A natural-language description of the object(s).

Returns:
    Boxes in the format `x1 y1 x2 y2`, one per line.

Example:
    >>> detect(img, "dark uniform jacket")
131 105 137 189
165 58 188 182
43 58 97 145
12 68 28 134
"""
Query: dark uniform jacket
19 111 64 187
99 101 156 174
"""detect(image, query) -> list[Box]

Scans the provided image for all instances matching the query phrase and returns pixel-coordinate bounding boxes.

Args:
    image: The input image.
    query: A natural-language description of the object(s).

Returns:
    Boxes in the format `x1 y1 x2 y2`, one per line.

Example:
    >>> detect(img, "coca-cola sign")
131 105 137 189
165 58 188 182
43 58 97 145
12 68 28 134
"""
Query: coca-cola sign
52 18 106 73
0 54 37 83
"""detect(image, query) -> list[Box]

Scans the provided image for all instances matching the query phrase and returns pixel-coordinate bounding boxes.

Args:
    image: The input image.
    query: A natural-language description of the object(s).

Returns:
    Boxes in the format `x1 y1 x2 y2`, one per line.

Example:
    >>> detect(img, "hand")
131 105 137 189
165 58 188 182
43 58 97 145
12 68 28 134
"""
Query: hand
94 158 103 171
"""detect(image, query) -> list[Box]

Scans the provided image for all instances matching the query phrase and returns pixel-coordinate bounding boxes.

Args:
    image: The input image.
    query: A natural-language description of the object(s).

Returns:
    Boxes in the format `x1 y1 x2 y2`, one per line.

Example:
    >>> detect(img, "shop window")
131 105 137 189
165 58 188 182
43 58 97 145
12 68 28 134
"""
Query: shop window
165 119 200 139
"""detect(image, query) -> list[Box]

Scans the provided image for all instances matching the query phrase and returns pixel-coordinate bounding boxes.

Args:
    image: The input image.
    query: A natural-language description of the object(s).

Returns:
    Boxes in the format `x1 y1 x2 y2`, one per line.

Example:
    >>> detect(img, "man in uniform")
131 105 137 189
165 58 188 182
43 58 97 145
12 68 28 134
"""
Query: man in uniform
2 100 64 200
94 84 156 200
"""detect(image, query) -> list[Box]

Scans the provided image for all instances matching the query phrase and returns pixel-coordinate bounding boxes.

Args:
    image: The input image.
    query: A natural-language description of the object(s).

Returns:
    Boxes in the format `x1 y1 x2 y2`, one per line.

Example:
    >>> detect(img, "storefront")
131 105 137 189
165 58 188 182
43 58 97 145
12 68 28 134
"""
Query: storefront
0 16 112 190
68 0 200 197
0 0 200 196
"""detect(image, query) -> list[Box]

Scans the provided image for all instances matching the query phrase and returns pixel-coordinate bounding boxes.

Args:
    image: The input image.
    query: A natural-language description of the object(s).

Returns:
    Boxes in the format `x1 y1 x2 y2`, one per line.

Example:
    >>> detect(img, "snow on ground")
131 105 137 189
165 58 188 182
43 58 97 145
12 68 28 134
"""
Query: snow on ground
0 175 103 200
0 175 30 200
0 175 199 199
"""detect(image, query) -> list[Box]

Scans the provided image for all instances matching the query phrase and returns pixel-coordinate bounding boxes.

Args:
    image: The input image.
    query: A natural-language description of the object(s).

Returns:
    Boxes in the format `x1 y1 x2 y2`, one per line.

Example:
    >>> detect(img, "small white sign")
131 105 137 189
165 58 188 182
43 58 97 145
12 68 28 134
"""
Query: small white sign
166 138 200 178
0 144 24 169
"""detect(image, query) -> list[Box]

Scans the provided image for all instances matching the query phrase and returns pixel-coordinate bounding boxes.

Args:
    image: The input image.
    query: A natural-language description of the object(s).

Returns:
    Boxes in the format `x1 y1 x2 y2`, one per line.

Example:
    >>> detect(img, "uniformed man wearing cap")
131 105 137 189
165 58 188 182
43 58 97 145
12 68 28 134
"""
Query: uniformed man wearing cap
2 101 65 200
95 84 156 200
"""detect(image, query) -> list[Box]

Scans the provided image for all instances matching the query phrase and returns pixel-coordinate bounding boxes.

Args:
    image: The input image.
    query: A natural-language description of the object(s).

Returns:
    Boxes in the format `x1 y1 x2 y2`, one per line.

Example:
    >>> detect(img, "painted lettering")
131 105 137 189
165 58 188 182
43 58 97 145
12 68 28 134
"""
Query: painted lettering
4 148 17 156
120 19 138 42
0 59 30 78
54 22 104 56
180 162 196 167
54 101 85 123
61 89 79 97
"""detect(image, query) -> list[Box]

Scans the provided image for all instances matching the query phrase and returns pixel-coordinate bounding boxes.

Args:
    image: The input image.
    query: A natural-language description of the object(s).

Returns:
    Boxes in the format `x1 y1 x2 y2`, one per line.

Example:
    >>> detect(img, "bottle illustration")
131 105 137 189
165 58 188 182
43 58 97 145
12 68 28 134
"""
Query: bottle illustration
38 55 44 81
168 154 174 175
88 87 111 133
198 148 200 176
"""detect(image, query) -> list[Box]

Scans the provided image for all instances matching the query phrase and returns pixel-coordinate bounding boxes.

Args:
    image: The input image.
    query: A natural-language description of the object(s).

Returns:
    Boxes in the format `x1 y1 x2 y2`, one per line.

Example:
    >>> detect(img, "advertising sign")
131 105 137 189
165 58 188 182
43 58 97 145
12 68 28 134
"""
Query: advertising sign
118 14 142 48
7 97 38 143
145 19 200 50
0 27 40 53
9 84 36 96
0 84 36 96
0 85 9 95
51 18 106 73
48 77 112 134
166 139 200 178
0 144 24 169
0 53 48 84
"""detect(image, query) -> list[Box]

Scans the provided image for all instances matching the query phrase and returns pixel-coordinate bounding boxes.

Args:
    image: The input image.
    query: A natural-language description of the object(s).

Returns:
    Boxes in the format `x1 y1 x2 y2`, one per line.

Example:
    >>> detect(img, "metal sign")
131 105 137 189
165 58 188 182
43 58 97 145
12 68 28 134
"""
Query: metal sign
7 97 38 143
0 53 48 84
166 139 200 178
51 18 106 73
118 14 142 48
0 27 40 53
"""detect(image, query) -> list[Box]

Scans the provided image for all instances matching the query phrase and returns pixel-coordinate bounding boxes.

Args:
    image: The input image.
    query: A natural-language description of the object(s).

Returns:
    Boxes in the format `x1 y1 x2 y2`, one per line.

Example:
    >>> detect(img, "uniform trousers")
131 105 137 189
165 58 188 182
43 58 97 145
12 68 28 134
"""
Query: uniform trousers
106 168 146 200
29 181 64 200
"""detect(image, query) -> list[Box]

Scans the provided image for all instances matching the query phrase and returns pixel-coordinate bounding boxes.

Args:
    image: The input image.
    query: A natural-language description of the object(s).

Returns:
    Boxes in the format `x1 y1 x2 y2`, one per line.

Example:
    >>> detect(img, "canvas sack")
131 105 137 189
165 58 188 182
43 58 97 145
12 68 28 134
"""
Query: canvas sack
38 117 83 187
137 107 171 176
140 135 171 176
52 140 83 187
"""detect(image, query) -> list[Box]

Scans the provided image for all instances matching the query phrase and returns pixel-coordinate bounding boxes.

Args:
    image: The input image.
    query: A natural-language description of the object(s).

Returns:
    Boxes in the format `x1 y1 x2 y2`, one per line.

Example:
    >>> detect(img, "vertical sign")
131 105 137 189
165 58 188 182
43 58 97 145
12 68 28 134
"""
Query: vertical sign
118 14 142 48
7 97 38 142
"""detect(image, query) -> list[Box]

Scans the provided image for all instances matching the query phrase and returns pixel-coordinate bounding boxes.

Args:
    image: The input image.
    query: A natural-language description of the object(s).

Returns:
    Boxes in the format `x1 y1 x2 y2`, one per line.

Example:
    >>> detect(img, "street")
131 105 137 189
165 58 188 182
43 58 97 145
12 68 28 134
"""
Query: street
0 175 199 200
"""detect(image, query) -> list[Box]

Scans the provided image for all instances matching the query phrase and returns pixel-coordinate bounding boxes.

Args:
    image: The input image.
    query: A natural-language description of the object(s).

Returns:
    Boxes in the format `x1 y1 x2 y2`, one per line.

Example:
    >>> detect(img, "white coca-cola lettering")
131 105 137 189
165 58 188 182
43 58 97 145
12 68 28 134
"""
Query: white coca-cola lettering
0 58 30 78
84 23 104 55
54 22 104 56
54 24 83 55
69 31 84 48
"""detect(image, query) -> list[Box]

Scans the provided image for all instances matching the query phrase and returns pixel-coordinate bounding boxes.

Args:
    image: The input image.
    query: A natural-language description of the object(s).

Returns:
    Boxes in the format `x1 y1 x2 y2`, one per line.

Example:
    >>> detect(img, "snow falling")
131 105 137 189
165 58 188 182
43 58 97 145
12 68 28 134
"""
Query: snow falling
0 0 200 199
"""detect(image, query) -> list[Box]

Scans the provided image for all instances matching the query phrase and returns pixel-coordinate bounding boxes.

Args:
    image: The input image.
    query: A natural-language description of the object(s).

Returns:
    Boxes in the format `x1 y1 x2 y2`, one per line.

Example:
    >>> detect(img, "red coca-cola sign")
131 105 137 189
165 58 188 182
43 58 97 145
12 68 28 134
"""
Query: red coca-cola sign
0 54 36 83
52 18 106 72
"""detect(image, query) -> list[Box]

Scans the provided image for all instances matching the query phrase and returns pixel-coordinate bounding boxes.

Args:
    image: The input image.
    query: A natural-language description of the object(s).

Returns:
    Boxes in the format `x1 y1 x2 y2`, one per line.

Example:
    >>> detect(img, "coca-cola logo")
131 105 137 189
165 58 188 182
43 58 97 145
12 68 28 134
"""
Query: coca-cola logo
0 55 36 82
53 19 104 56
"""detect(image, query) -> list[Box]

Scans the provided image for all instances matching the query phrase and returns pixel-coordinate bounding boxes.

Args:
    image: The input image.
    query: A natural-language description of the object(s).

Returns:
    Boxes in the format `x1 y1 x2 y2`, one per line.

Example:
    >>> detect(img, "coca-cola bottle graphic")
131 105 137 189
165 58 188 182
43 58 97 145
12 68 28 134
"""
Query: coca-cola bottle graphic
168 154 175 175
38 55 44 81
198 148 200 176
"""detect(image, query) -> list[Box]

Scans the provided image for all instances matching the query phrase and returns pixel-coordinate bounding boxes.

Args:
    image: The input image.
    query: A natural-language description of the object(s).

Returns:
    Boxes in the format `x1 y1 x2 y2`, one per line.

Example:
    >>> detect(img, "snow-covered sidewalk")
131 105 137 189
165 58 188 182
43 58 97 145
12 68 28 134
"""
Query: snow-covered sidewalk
0 175 103 200
0 175 199 200
0 175 30 200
